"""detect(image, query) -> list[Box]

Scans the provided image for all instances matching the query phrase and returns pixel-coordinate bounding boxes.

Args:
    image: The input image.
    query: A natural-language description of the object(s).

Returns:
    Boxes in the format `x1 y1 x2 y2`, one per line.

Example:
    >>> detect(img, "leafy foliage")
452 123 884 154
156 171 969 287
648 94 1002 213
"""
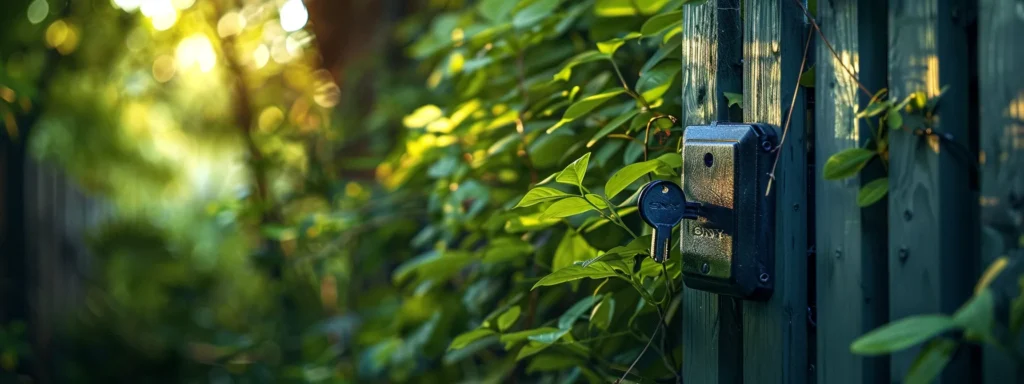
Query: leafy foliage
851 257 1024 382
3 0 689 382
820 85 950 207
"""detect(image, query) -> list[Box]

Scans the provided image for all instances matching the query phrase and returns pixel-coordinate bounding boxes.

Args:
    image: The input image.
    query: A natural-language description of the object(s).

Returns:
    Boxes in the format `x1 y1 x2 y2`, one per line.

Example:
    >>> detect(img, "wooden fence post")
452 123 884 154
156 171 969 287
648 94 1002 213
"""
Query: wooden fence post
978 0 1024 381
813 0 891 382
887 0 979 381
742 0 809 382
681 0 743 382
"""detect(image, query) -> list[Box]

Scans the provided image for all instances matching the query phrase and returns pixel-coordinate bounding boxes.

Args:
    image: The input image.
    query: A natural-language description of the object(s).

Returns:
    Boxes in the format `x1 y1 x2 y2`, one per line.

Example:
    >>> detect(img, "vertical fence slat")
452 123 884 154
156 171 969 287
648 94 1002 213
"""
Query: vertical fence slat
978 0 1024 381
742 0 809 382
814 0 890 382
887 0 978 381
681 0 744 382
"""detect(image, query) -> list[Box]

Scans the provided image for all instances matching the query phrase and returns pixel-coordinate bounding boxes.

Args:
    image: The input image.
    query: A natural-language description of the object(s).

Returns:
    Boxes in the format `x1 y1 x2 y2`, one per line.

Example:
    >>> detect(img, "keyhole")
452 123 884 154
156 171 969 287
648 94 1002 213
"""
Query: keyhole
704 153 714 167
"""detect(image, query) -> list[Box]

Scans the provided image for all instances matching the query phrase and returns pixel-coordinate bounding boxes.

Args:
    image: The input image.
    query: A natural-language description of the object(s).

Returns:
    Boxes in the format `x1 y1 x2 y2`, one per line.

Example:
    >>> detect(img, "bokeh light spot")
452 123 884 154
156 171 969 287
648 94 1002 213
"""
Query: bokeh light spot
152 55 176 83
278 0 308 32
142 0 177 31
312 70 340 108
403 105 443 128
27 0 49 24
151 12 178 31
252 44 270 68
258 107 284 132
45 20 69 48
45 20 80 55
112 0 141 11
450 28 464 44
171 0 195 10
285 31 311 57
448 52 465 74
217 12 246 38
270 37 293 64
125 29 147 52
176 34 217 73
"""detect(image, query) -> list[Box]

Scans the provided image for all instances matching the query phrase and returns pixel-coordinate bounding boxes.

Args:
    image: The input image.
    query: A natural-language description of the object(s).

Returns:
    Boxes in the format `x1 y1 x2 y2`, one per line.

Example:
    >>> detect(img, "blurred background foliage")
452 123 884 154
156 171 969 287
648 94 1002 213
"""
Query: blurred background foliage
1 0 690 382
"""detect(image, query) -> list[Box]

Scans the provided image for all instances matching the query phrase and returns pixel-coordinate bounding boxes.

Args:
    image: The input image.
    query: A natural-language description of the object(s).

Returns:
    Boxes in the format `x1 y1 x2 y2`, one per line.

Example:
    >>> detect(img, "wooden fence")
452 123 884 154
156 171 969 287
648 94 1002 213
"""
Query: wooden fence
1 143 107 381
681 0 1024 382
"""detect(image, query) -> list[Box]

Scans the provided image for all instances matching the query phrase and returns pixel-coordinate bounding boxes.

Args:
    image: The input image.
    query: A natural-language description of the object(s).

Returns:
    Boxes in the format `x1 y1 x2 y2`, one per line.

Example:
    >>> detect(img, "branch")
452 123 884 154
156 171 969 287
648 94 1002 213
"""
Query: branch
766 27 813 196
791 0 872 97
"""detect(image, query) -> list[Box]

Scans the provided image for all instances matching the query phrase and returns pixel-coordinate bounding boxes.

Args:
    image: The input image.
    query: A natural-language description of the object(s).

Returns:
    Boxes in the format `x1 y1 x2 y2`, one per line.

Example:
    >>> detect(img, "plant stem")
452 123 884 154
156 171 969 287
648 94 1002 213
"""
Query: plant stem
765 27 813 196
608 59 652 110
598 195 638 239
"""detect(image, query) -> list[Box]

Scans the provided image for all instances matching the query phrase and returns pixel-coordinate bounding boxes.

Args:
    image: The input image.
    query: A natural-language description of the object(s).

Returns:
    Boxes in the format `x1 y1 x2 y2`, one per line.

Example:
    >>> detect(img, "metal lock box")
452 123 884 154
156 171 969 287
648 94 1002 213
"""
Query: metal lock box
680 123 776 301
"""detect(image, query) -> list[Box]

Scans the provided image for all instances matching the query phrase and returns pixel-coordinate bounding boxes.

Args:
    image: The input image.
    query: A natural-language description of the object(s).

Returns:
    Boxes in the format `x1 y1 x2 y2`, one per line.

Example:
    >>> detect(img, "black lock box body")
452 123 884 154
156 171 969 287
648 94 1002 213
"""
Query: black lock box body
681 123 775 301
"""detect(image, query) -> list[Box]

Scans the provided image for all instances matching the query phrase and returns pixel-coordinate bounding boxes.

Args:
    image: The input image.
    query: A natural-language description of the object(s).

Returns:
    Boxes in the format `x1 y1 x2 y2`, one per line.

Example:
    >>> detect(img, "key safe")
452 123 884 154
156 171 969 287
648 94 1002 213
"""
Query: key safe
681 122 776 301
637 122 777 301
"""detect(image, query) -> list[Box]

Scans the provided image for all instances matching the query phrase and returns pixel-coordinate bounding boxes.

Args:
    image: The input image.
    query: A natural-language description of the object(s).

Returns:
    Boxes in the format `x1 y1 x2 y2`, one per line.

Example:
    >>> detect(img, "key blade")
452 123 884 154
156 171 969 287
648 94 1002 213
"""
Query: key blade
651 225 673 263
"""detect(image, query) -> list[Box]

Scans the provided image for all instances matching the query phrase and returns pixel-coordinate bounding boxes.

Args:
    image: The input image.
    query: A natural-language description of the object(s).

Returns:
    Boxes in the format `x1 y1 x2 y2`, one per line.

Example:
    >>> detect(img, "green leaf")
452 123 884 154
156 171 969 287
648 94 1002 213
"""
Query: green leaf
635 62 680 102
639 35 681 76
515 187 572 208
554 51 607 82
261 225 297 241
513 0 561 29
478 0 518 23
850 315 957 355
822 148 876 180
590 295 615 330
663 24 682 43
559 296 602 329
541 196 599 219
526 352 583 373
392 250 475 285
640 10 682 36
724 92 743 108
953 290 995 342
403 105 443 128
532 262 622 289
548 90 626 133
527 329 570 344
505 212 561 233
501 327 561 348
903 339 958 384
857 178 889 207
516 341 552 360
799 65 815 88
608 235 653 257
595 0 671 16
596 32 642 56
498 306 522 331
553 229 599 271
483 237 534 263
654 152 682 174
856 100 891 119
605 160 662 199
1012 276 1024 334
449 328 497 350
927 85 950 111
556 152 592 186
976 257 1011 295
887 107 904 130
588 109 640 147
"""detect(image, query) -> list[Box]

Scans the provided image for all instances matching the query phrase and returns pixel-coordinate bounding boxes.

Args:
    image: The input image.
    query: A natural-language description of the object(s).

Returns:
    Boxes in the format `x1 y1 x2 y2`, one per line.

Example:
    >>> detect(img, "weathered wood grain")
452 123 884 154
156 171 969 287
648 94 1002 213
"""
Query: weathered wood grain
681 0 744 382
813 0 891 382
978 0 1024 381
742 0 809 382
887 0 978 381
